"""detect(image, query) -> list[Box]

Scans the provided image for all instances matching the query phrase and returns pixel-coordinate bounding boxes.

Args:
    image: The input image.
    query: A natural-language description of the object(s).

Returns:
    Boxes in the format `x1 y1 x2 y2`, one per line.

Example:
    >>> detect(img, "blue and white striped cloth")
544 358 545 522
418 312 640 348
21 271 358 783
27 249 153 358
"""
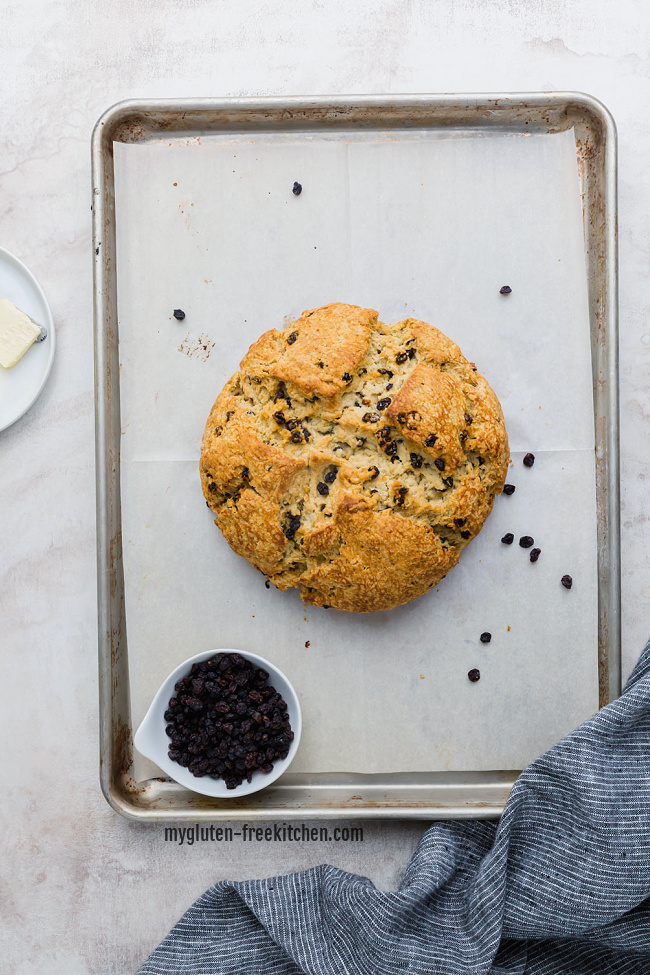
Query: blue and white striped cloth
138 640 650 974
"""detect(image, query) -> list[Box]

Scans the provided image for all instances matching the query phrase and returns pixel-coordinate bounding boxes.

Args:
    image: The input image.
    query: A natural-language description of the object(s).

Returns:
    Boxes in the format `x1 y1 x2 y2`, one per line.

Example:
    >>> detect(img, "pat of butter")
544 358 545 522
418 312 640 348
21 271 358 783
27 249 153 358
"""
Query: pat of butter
0 298 41 368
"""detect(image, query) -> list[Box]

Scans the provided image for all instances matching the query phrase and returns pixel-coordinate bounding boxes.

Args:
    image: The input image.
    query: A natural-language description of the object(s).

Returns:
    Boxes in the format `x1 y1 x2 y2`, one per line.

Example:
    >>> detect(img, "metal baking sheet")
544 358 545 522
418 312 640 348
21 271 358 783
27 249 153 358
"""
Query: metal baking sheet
116 130 597 777
92 94 619 821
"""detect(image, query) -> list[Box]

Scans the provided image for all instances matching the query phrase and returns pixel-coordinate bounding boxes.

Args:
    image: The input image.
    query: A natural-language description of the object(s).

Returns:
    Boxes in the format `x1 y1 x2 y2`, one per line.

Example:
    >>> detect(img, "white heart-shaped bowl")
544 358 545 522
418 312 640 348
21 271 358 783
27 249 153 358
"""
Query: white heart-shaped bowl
134 648 302 798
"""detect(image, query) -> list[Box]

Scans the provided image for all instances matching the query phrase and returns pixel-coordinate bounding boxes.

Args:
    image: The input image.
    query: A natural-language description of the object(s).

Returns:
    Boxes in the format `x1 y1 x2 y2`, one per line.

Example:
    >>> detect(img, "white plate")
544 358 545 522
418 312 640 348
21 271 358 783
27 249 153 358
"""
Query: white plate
0 247 55 432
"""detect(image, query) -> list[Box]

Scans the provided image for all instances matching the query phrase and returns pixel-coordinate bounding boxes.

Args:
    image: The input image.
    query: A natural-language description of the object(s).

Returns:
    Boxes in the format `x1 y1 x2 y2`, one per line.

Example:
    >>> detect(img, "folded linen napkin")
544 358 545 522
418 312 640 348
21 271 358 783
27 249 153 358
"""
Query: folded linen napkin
138 641 650 974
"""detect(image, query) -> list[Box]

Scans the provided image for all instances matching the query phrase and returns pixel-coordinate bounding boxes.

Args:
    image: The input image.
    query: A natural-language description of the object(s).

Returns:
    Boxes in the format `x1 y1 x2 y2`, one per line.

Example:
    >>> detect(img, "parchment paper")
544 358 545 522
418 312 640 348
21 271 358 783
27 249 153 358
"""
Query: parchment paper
114 126 598 777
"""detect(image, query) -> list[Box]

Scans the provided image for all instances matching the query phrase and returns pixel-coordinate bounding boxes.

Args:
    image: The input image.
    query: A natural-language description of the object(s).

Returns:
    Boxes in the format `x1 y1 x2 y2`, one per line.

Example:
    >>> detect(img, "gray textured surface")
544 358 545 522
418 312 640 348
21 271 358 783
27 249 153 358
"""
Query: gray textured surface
1 1 649 972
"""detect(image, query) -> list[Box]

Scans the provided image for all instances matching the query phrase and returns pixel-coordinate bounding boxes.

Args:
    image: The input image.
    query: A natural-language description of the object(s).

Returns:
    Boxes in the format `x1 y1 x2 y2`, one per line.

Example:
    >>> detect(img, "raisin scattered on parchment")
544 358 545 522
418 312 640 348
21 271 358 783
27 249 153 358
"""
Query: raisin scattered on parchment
503 484 516 496
480 632 492 644
561 574 573 590
468 669 481 683
523 452 535 467
501 532 514 545
499 286 512 295
292 182 302 196
530 547 541 563
519 535 534 548
173 309 185 320
164 653 294 789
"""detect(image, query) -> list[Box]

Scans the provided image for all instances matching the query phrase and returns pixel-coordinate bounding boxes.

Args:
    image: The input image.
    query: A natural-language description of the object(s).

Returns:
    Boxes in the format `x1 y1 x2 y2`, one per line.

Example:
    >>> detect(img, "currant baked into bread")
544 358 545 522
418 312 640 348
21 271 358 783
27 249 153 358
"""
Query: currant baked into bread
200 303 509 613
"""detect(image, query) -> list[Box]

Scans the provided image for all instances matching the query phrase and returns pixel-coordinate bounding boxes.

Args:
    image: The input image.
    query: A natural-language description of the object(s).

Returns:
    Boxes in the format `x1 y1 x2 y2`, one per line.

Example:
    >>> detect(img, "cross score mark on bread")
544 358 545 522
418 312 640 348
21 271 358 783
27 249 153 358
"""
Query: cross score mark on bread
200 303 509 613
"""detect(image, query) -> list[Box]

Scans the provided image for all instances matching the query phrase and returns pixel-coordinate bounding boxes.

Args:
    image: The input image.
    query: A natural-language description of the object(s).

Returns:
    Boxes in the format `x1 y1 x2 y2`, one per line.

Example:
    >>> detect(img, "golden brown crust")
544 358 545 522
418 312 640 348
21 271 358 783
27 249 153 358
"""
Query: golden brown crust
299 494 459 613
216 491 287 577
384 364 467 470
200 304 509 612
243 302 376 399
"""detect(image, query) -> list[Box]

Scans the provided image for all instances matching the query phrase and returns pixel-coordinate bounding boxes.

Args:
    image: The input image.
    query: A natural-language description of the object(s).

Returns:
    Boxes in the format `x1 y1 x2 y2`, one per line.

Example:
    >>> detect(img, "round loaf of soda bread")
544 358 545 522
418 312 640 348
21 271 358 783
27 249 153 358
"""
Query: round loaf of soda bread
200 303 509 613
